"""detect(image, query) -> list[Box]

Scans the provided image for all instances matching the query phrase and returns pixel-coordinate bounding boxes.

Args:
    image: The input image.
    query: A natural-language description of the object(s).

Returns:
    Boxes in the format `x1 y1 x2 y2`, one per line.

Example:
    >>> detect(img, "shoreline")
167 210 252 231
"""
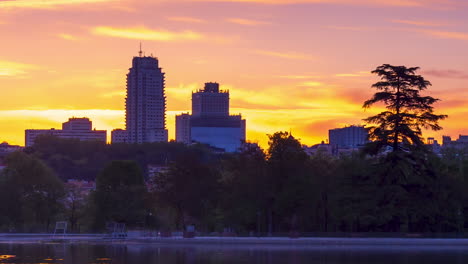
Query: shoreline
3 234 468 247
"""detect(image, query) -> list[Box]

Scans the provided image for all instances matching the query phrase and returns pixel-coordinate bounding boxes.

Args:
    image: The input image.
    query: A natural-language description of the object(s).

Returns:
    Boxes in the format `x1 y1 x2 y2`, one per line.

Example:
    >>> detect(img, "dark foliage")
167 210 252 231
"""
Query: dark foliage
363 64 447 153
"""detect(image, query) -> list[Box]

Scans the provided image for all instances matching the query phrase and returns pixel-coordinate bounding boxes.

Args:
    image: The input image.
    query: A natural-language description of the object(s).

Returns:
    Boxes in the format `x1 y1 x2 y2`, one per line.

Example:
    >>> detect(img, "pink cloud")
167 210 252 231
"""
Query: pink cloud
424 69 468 79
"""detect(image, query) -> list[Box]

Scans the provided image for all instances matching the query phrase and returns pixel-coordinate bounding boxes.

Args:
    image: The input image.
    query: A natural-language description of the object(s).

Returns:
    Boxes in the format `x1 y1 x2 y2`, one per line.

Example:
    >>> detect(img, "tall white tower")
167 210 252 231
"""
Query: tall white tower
125 51 168 143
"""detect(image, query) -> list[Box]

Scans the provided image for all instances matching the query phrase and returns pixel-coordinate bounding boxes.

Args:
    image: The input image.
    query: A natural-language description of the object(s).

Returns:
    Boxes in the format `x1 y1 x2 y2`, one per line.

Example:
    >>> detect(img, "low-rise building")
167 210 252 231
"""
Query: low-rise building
304 142 334 156
443 135 468 149
65 180 96 196
25 117 106 147
0 142 23 154
329 125 368 149
175 113 191 144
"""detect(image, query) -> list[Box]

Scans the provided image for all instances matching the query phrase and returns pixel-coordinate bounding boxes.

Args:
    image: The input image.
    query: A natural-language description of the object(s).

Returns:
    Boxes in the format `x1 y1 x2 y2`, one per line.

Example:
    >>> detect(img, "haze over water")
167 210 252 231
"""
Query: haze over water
1 243 468 264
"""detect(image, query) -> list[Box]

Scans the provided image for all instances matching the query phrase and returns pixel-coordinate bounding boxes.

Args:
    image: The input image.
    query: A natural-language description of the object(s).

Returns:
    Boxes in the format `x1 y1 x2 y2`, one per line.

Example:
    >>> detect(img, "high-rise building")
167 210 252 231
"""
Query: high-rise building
176 82 246 152
124 51 168 144
329 125 368 149
25 117 106 147
192 82 229 117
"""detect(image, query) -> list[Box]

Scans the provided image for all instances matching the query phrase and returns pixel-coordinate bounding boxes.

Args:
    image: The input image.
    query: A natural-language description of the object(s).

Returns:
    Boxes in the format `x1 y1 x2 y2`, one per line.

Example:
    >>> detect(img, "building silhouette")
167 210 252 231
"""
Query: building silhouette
442 135 468 149
112 49 168 144
175 113 191 144
329 125 368 149
111 129 128 144
176 82 246 152
192 82 229 117
25 117 106 147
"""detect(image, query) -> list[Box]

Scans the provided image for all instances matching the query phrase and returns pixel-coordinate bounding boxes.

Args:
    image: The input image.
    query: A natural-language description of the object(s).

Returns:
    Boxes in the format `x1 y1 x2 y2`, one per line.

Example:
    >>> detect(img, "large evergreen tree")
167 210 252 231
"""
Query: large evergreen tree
363 64 447 153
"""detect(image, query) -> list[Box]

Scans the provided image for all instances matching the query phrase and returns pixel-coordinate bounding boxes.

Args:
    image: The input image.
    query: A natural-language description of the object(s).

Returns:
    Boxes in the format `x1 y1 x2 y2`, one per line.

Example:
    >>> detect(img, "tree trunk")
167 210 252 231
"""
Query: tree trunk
267 208 273 236
393 77 401 152
323 193 329 232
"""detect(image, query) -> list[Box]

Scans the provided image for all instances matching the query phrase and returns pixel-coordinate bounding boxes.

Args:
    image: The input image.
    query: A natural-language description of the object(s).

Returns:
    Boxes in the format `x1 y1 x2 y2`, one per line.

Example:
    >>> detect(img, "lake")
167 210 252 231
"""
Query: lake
1 243 468 264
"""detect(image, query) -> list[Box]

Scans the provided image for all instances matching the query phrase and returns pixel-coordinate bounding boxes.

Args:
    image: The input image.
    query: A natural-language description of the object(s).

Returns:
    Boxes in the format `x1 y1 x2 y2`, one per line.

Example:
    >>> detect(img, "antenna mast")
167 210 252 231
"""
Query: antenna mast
139 42 143 57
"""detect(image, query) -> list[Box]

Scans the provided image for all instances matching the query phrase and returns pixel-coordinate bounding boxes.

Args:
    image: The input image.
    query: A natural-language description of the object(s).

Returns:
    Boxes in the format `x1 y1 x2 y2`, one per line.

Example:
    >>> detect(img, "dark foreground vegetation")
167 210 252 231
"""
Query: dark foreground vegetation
0 135 468 235
0 64 462 235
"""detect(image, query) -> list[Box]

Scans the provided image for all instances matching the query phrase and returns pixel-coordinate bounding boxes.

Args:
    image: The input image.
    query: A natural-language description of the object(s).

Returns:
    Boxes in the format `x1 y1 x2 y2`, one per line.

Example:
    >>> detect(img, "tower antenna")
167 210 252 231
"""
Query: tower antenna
139 42 143 57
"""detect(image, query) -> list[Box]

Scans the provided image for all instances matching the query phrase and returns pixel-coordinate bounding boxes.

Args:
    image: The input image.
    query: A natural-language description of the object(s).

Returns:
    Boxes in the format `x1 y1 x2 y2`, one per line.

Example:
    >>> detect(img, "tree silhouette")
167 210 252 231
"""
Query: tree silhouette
363 64 447 153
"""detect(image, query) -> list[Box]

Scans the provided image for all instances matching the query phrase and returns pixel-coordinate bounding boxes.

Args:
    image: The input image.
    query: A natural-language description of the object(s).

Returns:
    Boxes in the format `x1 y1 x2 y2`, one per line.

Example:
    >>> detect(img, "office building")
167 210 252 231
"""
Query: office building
125 52 168 143
112 49 168 144
111 129 128 144
176 82 246 152
329 125 368 149
25 117 106 147
192 82 229 117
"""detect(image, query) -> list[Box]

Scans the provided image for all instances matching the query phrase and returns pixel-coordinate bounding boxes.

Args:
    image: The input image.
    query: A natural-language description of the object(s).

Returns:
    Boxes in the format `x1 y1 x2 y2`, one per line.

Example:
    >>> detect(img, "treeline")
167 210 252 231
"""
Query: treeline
24 134 195 181
1 133 468 234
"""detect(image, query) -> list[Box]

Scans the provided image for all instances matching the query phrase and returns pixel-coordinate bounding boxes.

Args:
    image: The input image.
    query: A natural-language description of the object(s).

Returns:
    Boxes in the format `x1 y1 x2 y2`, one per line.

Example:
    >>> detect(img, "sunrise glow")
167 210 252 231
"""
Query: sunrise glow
1 0 467 147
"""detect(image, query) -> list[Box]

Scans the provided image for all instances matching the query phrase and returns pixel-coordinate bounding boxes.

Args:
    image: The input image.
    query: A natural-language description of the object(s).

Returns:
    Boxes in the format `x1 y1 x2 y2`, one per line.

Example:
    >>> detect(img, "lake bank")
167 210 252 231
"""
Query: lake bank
3 234 468 247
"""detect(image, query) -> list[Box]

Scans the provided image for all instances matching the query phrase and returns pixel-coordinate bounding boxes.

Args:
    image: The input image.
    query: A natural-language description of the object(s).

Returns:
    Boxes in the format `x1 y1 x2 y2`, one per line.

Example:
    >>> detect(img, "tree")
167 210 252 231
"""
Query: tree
363 64 447 153
152 147 220 231
0 152 64 232
266 132 310 234
306 153 339 232
92 160 147 229
218 143 268 234
62 183 89 232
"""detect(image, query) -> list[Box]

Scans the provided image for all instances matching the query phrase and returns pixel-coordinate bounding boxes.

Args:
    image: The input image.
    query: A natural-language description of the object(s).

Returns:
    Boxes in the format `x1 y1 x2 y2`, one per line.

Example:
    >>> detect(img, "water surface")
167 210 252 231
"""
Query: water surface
1 243 468 264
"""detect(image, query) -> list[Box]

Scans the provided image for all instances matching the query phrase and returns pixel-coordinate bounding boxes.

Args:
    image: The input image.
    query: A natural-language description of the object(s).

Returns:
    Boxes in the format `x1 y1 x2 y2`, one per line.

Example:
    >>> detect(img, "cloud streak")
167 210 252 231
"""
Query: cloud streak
391 19 448 27
57 33 79 41
188 0 457 8
226 18 270 26
424 69 468 79
0 60 37 77
423 29 468 40
168 16 206 23
0 0 115 9
278 75 322 79
254 50 314 60
92 26 204 41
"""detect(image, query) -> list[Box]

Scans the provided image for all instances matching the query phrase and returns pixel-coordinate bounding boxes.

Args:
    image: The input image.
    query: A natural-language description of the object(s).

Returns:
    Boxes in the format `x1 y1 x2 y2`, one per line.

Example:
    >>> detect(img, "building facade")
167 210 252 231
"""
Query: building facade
190 115 246 152
175 113 191 144
329 125 368 149
25 117 106 147
125 55 168 144
192 82 229 117
111 129 128 144
176 82 246 152
442 135 468 149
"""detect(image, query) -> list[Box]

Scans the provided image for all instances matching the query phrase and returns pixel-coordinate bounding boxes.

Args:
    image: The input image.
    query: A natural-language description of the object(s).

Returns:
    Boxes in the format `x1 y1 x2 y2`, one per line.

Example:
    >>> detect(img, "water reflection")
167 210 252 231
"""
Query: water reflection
0 243 468 264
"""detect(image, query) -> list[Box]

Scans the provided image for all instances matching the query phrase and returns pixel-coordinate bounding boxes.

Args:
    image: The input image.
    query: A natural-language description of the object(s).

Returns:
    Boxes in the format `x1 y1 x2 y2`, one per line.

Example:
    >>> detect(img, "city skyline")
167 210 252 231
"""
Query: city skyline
1 0 468 147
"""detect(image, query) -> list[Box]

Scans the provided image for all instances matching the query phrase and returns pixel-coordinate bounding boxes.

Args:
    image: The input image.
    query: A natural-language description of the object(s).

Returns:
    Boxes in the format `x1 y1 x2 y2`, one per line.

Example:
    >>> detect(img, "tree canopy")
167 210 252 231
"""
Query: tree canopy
92 160 147 229
363 64 447 153
0 152 64 232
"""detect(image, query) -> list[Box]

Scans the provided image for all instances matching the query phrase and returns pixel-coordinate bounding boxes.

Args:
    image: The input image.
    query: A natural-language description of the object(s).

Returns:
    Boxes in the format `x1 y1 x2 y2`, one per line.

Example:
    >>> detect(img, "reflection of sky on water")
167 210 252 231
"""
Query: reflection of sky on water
1 243 468 264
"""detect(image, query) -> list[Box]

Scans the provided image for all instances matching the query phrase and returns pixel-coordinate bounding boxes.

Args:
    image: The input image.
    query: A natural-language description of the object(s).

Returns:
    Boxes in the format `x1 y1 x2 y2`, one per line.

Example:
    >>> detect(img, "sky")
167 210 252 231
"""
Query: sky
1 0 468 147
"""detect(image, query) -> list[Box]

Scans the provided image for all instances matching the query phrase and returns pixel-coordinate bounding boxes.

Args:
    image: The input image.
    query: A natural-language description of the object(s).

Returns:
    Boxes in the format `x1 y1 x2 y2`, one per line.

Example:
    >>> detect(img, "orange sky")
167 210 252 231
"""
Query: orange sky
1 0 468 147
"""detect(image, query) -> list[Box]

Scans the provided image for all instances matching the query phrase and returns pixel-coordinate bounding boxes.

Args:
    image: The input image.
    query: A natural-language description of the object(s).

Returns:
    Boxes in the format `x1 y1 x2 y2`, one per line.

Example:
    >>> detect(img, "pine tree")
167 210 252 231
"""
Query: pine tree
363 64 447 153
